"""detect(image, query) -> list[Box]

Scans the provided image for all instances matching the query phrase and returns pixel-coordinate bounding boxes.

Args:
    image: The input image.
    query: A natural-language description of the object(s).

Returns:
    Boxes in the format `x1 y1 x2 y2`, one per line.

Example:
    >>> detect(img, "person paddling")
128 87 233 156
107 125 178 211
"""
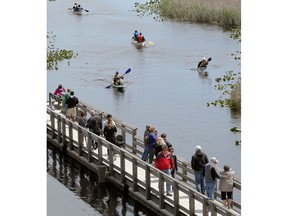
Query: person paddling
113 71 124 85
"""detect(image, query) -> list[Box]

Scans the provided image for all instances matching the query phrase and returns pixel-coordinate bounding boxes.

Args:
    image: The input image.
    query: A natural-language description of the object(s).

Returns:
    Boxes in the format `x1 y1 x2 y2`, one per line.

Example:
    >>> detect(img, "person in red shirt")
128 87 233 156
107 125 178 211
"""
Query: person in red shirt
137 33 146 43
154 145 174 196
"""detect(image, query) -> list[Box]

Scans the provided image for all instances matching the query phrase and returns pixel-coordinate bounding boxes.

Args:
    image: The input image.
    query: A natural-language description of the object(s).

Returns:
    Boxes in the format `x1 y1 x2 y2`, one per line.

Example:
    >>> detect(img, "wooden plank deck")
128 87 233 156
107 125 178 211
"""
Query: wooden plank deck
47 100 241 216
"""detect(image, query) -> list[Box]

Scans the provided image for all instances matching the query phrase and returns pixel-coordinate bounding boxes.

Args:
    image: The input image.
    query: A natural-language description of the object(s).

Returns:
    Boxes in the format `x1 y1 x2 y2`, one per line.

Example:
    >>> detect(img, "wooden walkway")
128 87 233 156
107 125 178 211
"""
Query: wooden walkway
47 93 241 216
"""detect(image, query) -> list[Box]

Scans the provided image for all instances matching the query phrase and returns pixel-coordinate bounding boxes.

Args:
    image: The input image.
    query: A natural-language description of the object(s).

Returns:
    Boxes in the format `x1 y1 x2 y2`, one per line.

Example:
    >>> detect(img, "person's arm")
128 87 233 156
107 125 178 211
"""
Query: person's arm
211 167 221 180
175 156 178 171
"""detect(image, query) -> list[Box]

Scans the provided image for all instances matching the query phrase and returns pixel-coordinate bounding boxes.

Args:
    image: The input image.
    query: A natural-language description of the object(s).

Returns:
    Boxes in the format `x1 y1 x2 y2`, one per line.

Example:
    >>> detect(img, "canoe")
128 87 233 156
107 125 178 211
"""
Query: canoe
132 40 145 48
71 7 83 14
112 82 125 92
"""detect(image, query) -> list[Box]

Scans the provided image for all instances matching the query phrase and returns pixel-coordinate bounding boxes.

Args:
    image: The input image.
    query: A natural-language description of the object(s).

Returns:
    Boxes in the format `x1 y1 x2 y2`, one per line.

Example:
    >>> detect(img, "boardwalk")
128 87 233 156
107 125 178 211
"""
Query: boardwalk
47 93 241 216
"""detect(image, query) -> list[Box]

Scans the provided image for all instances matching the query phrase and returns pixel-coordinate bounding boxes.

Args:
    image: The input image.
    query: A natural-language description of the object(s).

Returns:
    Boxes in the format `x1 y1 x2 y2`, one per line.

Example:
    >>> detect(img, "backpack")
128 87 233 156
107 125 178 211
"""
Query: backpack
144 131 149 146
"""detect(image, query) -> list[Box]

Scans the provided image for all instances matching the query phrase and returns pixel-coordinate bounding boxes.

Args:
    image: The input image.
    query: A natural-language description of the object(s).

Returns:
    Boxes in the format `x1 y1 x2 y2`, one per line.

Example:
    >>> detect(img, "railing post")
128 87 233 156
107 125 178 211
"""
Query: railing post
77 126 83 156
97 138 103 165
173 182 180 216
120 151 125 183
57 115 62 143
159 173 164 209
189 189 195 215
51 111 56 139
203 197 209 216
145 165 151 200
68 121 73 150
87 132 92 162
132 128 137 154
182 163 188 182
61 118 67 149
132 158 138 192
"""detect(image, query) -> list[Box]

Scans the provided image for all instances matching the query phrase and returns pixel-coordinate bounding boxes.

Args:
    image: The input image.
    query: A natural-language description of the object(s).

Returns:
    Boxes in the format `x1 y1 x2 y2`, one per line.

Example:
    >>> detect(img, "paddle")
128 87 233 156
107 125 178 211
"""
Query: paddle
147 41 154 45
68 8 89 12
105 68 131 89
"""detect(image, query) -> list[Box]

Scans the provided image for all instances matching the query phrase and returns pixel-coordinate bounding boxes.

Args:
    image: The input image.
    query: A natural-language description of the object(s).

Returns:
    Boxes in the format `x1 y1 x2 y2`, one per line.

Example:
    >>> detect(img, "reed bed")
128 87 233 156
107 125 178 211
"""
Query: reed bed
160 0 241 27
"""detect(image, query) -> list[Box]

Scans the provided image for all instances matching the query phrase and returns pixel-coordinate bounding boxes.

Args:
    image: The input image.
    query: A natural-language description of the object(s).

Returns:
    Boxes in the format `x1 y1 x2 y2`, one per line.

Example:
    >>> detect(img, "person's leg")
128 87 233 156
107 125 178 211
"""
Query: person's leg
194 171 202 193
200 174 205 194
141 147 148 161
227 191 233 208
148 148 155 164
205 182 216 200
163 169 172 195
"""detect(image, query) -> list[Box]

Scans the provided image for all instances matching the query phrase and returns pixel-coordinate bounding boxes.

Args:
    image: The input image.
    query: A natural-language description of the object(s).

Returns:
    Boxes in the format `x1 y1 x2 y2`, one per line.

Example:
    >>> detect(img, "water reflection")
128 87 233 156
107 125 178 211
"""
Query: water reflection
47 143 157 216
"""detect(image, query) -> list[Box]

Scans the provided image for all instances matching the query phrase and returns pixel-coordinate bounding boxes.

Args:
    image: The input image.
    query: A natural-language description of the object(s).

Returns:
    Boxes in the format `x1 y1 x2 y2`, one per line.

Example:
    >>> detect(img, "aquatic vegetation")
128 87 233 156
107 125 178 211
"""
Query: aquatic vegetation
133 0 241 28
47 31 77 70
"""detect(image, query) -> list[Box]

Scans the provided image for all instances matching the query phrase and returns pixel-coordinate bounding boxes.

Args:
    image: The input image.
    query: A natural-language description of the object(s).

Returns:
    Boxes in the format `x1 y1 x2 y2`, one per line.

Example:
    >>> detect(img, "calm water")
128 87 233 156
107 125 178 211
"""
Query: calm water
47 144 157 216
47 0 241 213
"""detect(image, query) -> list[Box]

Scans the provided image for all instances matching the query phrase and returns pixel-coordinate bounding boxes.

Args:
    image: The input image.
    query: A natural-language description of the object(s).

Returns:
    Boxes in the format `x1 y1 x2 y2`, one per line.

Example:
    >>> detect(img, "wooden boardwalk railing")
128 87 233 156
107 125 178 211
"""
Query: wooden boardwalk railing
47 93 241 216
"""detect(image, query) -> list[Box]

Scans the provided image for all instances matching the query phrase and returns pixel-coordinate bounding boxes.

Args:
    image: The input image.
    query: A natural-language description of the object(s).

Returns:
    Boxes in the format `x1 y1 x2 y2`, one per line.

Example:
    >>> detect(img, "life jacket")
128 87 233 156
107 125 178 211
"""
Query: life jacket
138 35 143 42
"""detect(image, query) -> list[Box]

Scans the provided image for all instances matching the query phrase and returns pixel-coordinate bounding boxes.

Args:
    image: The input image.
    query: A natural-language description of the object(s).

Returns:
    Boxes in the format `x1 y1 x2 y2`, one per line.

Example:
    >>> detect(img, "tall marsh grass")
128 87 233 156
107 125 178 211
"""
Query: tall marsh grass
160 0 241 27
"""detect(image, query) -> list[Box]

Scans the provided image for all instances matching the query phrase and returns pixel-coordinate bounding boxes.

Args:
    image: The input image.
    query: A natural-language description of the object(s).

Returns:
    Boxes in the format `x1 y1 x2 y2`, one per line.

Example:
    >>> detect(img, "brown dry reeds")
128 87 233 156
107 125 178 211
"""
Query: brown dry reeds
160 0 241 27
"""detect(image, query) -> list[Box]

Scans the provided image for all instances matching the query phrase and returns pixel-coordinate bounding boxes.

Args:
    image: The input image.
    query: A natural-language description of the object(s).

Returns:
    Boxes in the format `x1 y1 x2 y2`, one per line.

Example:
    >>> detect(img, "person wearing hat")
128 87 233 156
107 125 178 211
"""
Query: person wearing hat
65 90 79 122
113 71 124 85
197 57 209 68
204 157 224 200
191 145 209 194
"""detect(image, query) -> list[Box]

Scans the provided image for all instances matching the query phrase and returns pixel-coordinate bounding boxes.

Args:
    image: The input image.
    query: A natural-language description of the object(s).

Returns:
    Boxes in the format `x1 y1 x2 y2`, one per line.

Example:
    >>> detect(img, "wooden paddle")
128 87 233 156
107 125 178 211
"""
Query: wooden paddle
105 68 131 89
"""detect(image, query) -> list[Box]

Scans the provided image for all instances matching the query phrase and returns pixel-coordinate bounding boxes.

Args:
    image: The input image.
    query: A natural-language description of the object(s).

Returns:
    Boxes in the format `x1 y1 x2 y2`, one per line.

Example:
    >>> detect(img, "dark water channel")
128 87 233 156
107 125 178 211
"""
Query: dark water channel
47 0 241 214
47 143 157 216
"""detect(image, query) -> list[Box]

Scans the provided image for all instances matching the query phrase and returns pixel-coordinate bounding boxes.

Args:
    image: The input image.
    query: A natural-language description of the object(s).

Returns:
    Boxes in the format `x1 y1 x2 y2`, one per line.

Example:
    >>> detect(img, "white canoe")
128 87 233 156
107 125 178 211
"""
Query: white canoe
132 40 145 48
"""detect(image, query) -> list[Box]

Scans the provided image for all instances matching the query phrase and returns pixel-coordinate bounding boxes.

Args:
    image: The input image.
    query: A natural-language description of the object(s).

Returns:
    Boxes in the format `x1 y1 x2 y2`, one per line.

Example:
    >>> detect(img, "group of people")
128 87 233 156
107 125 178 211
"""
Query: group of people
191 145 236 209
53 84 123 156
52 85 235 205
141 125 178 196
132 30 146 43
53 84 79 122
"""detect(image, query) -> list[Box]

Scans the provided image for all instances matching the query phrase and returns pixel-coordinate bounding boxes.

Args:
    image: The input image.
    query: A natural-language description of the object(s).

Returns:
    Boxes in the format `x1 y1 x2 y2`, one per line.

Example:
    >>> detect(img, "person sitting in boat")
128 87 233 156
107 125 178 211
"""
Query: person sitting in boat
137 33 145 43
197 57 209 68
132 30 139 41
72 3 78 11
113 71 124 85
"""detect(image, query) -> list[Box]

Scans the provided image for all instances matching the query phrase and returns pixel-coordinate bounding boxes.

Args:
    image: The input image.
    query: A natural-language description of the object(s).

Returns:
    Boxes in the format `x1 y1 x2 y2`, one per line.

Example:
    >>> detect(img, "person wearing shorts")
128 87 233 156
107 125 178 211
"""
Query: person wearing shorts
65 91 79 122
219 165 236 209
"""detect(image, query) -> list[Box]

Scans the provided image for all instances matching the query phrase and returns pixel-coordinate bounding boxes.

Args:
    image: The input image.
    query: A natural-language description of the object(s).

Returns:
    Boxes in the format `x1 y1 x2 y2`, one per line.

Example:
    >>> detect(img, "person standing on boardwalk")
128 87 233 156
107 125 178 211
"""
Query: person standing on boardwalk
154 137 166 157
54 84 66 97
141 125 151 161
63 88 71 110
104 118 117 158
191 145 209 194
86 110 102 150
169 147 178 179
65 90 79 122
219 165 236 209
204 157 223 200
160 133 172 151
154 144 174 196
103 114 116 128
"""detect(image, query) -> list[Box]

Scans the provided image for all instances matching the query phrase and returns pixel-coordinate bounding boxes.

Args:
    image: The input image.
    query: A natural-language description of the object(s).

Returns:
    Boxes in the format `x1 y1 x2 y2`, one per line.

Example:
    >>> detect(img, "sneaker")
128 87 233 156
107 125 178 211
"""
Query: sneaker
166 193 172 196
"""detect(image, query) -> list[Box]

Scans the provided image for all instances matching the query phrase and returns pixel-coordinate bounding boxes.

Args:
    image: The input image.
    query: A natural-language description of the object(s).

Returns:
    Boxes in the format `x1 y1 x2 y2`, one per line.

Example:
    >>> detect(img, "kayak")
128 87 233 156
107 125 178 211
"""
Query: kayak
197 67 208 76
132 40 145 48
112 82 125 92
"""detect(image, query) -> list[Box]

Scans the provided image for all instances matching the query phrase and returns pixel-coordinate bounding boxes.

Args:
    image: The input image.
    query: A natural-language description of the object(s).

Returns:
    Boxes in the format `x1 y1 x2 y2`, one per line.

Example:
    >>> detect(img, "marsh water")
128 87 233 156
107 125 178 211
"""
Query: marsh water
47 0 241 214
